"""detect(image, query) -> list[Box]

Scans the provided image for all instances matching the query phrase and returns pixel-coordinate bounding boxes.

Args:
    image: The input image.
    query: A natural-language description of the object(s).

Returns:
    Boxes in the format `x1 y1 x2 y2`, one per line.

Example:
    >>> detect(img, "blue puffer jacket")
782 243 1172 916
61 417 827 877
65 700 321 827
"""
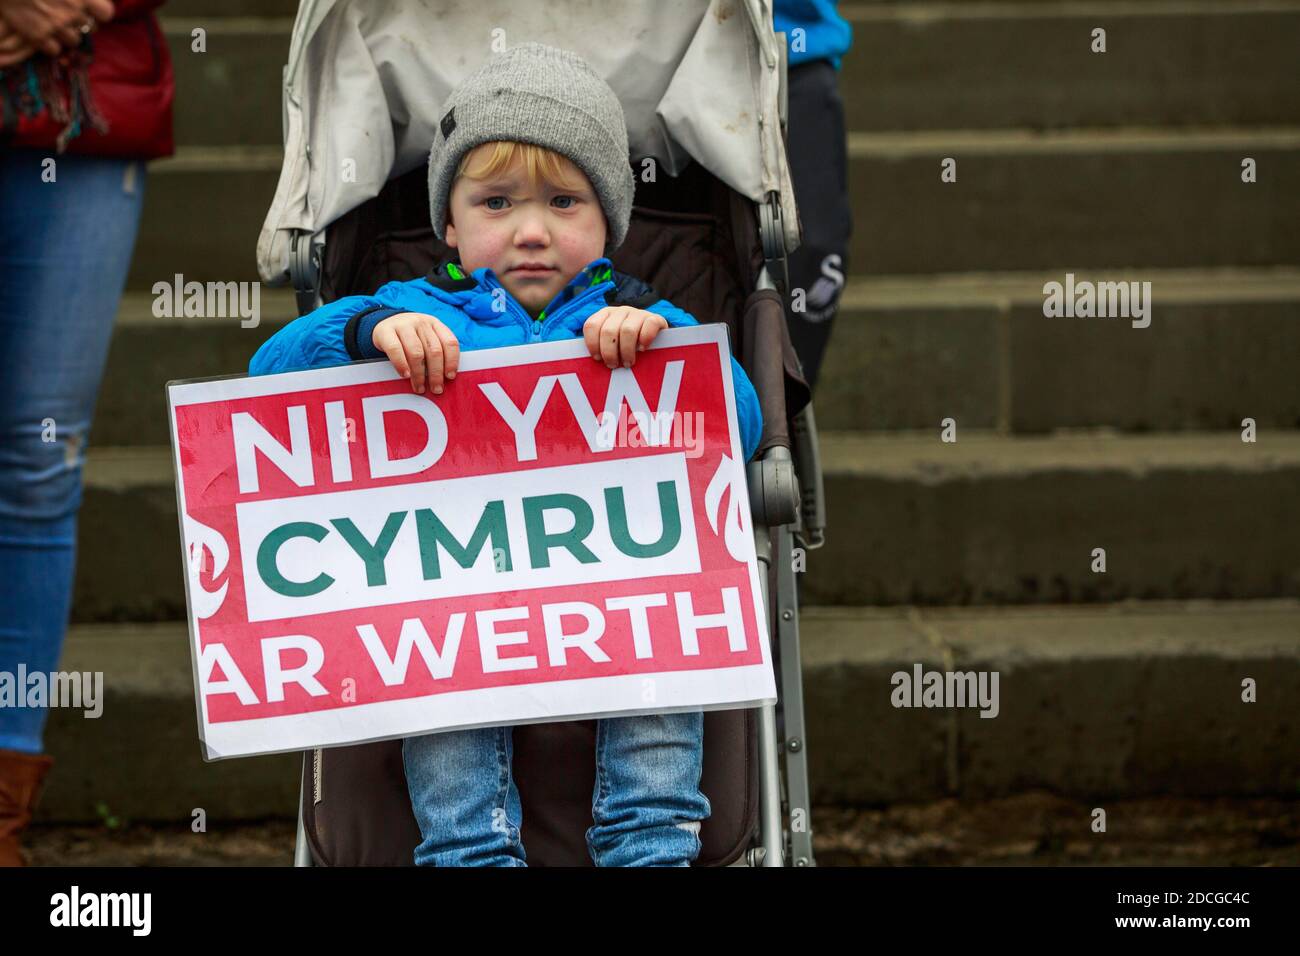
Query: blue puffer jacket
248 255 764 462
774 0 853 70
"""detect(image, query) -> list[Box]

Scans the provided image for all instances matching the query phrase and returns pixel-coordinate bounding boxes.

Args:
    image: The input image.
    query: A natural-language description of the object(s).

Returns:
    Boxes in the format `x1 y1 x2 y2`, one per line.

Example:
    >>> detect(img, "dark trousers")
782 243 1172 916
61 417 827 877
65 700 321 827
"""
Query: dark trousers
783 59 852 392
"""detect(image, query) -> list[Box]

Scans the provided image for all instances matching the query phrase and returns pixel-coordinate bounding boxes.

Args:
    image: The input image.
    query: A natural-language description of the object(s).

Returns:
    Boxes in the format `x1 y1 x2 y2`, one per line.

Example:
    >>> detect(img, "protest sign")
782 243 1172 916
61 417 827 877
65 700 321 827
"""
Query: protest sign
167 325 776 760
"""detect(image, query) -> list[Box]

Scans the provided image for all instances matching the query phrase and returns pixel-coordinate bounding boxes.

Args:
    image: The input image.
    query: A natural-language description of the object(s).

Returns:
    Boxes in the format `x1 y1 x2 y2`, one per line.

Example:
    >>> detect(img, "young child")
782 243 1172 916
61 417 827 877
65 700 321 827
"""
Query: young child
248 42 764 866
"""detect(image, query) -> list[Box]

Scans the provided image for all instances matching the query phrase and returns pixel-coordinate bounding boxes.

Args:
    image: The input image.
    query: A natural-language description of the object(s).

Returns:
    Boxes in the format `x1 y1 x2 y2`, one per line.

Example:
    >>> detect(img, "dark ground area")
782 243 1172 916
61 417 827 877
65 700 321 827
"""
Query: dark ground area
811 791 1300 867
24 790 1300 866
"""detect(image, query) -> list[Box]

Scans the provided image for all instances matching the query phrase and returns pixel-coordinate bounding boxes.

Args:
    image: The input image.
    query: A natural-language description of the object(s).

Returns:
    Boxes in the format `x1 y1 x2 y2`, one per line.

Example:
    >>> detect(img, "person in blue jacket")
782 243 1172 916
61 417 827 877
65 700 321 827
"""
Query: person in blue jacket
248 250 763 464
773 0 853 391
250 250 761 466
248 43 763 867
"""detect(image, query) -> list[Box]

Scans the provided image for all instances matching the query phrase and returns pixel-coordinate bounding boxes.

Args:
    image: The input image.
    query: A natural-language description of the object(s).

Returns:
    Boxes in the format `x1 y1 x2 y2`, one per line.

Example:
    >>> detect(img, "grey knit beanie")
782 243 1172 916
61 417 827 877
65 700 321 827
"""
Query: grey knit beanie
428 42 635 252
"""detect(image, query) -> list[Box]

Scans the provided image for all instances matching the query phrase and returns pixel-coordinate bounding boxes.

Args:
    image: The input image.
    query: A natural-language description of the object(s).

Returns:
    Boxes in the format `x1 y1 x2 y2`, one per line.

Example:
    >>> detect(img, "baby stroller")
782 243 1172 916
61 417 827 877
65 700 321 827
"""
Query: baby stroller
256 0 827 867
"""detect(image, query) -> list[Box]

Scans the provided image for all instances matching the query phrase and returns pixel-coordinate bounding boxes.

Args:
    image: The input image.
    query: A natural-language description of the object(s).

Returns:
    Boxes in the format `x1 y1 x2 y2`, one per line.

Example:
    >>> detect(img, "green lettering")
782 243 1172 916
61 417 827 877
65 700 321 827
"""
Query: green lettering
523 493 598 569
606 482 680 557
257 521 334 597
415 501 512 580
330 512 407 587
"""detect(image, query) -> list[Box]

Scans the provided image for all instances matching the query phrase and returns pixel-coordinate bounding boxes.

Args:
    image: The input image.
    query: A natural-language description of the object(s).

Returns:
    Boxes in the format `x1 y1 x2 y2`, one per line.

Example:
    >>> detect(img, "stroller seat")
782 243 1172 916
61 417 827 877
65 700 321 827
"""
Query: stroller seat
255 0 826 866
298 160 809 866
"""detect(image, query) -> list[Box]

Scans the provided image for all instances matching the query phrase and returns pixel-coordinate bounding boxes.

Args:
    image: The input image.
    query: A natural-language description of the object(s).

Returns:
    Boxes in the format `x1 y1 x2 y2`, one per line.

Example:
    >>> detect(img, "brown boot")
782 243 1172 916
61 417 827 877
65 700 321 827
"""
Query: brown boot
0 749 55 867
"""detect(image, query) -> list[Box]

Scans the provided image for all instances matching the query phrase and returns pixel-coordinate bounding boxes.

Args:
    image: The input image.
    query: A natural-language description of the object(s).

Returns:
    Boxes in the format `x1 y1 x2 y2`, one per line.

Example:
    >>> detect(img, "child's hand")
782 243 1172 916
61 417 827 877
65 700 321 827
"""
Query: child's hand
373 312 460 394
583 307 669 369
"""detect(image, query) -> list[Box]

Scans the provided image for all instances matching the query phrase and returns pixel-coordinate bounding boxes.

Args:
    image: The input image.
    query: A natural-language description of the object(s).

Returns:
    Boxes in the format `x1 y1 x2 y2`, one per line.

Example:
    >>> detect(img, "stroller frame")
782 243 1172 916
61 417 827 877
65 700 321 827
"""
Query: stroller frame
287 216 827 870
261 0 827 868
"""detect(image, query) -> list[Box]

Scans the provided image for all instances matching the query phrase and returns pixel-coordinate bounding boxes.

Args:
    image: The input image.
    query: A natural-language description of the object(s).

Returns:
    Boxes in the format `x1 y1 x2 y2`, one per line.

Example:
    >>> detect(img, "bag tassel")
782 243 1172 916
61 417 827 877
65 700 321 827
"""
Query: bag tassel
0 35 107 152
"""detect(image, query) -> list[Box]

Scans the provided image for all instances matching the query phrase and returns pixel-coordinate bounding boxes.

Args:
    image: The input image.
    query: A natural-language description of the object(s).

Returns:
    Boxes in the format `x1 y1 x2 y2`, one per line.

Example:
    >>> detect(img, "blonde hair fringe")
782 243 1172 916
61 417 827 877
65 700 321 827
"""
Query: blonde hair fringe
453 140 587 192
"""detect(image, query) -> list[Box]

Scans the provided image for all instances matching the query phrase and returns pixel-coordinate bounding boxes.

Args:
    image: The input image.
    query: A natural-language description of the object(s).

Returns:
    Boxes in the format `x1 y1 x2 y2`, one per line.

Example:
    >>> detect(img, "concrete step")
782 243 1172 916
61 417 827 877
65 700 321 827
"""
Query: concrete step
164 0 299 15
96 290 296 448
845 126 1300 273
813 267 1300 432
95 270 1299 447
74 447 184 623
164 18 292 148
128 146 282 291
841 0 1300 131
157 4 1300 147
799 598 1300 803
801 430 1300 606
36 623 299 823
126 130 1299 289
35 598 1300 820
70 432 1300 621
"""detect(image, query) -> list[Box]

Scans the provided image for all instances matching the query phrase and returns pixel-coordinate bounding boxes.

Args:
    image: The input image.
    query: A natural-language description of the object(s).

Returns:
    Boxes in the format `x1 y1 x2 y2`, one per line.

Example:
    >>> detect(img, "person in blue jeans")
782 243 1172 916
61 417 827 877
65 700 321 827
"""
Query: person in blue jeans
403 714 710 867
0 0 173 867
247 43 763 866
0 149 147 861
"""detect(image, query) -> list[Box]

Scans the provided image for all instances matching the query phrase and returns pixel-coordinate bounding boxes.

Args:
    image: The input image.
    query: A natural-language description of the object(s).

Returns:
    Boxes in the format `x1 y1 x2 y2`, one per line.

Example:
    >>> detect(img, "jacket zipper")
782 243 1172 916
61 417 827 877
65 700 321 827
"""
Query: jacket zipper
483 272 612 343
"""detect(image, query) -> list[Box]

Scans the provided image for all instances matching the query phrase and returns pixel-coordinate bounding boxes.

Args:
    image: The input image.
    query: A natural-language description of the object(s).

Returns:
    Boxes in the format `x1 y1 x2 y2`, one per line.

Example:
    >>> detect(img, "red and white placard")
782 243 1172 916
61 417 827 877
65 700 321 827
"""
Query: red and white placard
167 325 774 760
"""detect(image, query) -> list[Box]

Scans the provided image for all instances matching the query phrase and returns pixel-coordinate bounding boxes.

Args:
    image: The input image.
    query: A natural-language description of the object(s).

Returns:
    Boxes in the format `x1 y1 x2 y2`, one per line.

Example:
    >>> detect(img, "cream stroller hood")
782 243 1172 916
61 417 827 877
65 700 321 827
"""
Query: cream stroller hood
257 0 800 286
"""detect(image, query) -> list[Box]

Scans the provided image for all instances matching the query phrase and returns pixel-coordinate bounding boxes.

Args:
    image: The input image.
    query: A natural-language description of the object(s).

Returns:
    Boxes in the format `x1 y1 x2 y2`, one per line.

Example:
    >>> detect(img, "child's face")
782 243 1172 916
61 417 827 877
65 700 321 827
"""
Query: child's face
445 147 607 317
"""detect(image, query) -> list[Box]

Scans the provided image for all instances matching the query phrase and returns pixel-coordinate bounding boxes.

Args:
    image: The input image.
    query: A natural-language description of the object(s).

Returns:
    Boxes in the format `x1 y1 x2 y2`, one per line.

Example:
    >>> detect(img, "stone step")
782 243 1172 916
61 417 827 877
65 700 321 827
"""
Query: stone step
128 146 282 291
157 4 1300 146
125 131 1300 290
164 17 292 148
798 598 1300 803
96 290 297 448
35 623 299 823
801 430 1300 606
94 270 1300 447
813 267 1300 432
34 598 1300 820
841 0 1300 131
69 432 1300 622
844 126 1300 274
164 0 299 15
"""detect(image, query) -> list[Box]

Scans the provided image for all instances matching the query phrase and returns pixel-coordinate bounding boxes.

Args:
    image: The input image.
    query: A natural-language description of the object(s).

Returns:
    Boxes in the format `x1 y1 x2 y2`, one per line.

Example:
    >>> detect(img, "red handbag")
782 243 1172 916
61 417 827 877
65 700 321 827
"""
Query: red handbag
0 0 173 159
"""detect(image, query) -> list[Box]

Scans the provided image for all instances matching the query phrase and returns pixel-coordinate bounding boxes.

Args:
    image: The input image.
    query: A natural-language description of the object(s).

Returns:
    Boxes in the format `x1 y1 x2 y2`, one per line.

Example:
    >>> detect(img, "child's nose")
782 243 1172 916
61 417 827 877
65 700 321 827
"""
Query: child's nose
513 207 550 244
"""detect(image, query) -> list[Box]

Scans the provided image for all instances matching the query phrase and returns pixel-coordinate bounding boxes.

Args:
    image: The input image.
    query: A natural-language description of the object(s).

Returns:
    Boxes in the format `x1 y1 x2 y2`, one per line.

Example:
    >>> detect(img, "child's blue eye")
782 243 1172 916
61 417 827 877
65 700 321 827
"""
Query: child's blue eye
485 196 508 210
552 196 576 209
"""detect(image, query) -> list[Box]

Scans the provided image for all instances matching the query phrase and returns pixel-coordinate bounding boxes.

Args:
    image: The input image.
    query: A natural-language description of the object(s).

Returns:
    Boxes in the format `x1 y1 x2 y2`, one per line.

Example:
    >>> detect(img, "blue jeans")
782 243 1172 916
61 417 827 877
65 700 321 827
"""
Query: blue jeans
403 711 710 866
0 148 147 753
